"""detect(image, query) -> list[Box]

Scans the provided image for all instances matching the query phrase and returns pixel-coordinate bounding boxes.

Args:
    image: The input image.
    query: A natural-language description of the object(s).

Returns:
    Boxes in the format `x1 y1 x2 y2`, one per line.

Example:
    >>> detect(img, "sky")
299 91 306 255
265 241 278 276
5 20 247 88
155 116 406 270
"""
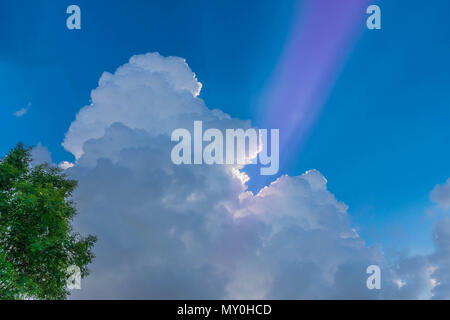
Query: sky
1 0 450 299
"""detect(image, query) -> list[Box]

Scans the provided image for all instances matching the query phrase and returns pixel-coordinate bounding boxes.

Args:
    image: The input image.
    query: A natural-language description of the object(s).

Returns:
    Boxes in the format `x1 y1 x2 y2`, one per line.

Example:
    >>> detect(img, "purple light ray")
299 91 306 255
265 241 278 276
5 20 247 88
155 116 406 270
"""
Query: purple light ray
262 0 372 156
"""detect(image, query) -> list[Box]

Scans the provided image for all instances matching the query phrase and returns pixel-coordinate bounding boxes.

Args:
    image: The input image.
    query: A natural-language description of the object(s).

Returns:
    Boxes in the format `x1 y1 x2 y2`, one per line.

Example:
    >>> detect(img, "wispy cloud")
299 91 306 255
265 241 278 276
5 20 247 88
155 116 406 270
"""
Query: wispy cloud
13 102 31 117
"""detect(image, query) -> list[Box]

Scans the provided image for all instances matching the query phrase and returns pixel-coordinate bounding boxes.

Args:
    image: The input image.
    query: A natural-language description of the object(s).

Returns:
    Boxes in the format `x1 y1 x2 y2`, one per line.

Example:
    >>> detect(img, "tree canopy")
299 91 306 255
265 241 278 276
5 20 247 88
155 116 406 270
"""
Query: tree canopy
0 143 96 299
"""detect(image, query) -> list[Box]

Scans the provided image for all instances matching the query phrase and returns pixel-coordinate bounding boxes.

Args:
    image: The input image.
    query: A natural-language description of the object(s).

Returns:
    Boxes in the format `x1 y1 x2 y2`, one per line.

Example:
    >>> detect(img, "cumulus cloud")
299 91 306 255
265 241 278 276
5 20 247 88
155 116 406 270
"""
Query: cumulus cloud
60 52 449 299
63 53 209 160
431 178 450 209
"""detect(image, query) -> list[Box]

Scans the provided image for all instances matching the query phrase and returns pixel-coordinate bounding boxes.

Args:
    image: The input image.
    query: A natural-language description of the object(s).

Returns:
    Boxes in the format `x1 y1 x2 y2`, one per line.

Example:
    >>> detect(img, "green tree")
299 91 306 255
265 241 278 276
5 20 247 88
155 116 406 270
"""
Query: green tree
0 143 96 299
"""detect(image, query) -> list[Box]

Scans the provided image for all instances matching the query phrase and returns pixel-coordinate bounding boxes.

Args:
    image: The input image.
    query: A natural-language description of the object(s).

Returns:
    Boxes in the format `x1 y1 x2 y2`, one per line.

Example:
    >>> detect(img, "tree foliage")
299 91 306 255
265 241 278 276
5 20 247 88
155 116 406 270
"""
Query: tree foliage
0 143 96 299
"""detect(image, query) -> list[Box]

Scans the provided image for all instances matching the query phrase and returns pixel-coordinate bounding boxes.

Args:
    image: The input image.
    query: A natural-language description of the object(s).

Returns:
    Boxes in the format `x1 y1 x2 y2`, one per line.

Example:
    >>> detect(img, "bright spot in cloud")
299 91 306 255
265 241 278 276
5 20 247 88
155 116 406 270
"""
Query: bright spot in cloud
59 161 75 170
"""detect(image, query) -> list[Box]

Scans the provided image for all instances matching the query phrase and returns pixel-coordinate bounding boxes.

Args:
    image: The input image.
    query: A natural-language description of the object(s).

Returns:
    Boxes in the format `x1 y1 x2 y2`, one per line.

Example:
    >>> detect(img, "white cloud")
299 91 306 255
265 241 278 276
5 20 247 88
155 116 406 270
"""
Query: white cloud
61 52 448 299
63 53 208 160
58 161 74 170
431 178 450 209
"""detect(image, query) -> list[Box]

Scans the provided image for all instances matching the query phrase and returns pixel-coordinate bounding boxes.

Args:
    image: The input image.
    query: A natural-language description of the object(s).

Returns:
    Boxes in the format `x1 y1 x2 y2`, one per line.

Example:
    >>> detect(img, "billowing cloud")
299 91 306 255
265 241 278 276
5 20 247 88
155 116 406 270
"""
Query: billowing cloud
62 53 217 160
60 52 449 299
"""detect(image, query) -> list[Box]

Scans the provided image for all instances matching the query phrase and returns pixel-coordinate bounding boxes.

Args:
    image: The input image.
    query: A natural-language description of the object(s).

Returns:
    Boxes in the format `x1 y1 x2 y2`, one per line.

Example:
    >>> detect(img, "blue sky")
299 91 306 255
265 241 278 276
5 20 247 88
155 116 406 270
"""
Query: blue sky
1 0 449 261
